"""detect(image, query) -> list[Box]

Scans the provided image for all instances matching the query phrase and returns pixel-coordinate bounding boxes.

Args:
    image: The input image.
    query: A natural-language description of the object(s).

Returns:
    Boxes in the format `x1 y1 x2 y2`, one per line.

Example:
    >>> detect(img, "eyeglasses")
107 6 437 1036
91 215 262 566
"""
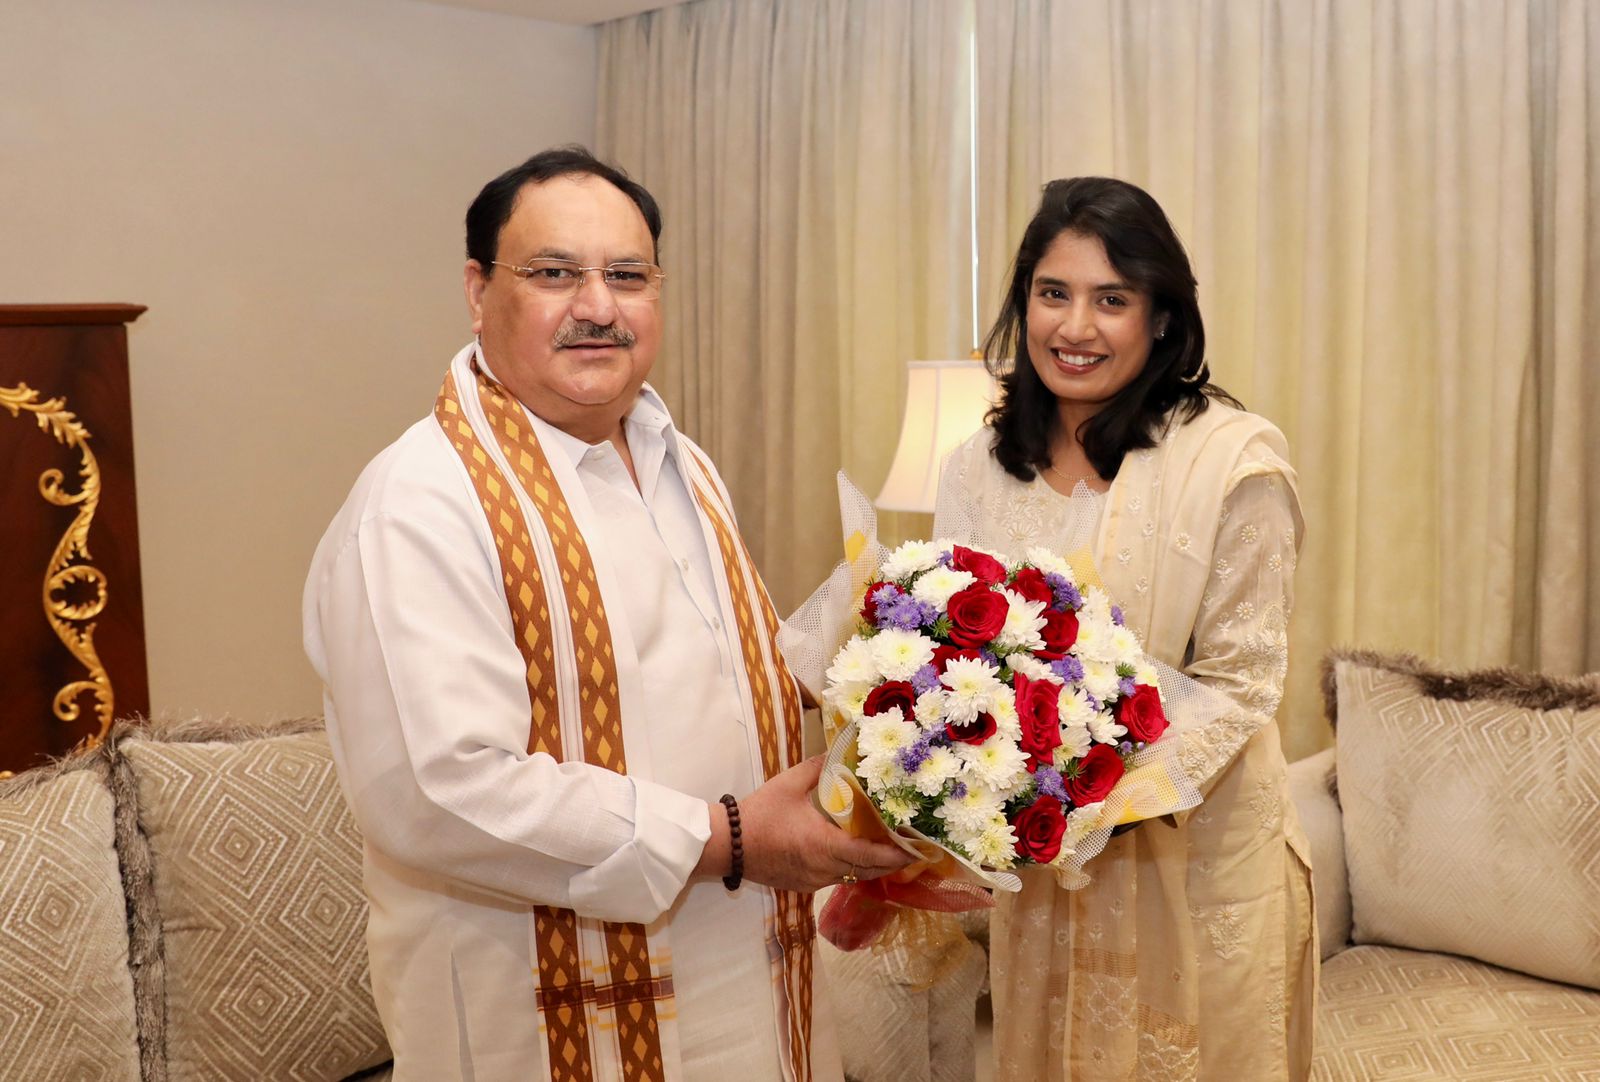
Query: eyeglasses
490 258 665 300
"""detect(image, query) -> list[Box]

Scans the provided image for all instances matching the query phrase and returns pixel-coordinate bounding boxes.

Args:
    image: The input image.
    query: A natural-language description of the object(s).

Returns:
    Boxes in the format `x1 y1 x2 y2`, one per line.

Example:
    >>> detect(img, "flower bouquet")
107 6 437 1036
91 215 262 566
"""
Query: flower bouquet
830 539 1169 872
783 475 1221 953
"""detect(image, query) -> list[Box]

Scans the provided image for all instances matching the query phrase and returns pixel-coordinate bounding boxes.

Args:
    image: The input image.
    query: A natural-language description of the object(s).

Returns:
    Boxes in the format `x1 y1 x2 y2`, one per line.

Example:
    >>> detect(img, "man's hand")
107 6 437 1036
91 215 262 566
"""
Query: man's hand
694 757 914 893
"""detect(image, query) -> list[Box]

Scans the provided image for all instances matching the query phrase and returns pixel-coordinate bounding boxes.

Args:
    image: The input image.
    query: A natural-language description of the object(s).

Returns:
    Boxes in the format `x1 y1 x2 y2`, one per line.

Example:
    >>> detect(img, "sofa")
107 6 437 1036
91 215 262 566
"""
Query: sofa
8 649 1596 1082
0 716 392 1082
825 648 1600 1082
1292 649 1600 1080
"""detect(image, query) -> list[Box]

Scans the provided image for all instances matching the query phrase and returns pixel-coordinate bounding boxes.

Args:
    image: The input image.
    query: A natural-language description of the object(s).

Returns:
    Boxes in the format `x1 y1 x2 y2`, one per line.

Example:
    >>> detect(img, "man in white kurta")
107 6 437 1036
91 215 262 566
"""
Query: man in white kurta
303 149 904 1082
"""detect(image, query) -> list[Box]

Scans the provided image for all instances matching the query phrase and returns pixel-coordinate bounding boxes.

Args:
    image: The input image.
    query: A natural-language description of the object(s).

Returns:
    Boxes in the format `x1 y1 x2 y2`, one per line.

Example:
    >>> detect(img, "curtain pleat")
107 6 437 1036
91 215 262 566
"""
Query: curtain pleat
979 0 1599 758
598 0 973 618
600 0 1598 761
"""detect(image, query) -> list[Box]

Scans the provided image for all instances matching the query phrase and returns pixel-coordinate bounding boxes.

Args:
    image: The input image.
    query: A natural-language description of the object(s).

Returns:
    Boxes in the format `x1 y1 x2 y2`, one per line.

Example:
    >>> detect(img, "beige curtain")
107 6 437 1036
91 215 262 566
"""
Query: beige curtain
597 0 974 615
978 0 1600 759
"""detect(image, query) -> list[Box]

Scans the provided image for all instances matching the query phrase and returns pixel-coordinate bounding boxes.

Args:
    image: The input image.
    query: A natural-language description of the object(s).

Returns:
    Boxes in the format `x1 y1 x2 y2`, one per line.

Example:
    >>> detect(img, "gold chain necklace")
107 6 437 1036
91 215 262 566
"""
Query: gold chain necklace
1045 460 1098 488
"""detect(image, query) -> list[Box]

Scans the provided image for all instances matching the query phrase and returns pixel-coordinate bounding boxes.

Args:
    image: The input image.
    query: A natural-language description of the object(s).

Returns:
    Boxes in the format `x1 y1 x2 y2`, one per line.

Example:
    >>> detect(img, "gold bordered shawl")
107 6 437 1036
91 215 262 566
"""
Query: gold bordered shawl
434 360 815 1082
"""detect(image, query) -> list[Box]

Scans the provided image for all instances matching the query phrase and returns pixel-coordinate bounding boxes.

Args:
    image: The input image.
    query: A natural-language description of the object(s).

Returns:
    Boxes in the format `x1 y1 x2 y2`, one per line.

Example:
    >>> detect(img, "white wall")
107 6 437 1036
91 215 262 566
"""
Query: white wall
0 0 598 719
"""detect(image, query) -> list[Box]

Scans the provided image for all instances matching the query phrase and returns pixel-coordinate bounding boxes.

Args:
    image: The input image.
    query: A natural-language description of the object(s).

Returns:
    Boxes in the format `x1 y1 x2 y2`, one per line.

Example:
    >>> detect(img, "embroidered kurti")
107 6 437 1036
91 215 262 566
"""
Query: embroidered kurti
304 345 839 1082
936 402 1316 1081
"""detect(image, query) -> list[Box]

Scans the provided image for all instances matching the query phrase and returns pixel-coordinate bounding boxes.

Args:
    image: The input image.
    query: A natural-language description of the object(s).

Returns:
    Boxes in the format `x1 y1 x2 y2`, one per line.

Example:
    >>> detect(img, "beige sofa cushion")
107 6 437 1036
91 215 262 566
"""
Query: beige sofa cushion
1327 651 1600 990
118 719 388 1080
0 762 140 1082
1314 945 1600 1080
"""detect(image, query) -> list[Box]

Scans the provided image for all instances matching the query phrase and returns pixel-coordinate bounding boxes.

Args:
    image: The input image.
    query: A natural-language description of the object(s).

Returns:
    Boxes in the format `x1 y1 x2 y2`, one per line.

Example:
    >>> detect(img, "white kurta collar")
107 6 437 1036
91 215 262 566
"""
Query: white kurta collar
475 341 682 502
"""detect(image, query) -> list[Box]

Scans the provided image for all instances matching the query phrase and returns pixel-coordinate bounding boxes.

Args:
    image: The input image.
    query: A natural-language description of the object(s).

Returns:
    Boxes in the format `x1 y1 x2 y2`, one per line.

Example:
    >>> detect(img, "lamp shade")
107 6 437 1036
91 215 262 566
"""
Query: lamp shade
876 360 996 512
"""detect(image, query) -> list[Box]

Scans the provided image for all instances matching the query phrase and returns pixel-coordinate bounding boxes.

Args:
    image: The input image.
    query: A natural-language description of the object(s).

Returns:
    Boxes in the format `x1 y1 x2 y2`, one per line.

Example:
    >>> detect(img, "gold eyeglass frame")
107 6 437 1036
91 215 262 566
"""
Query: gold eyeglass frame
490 258 666 299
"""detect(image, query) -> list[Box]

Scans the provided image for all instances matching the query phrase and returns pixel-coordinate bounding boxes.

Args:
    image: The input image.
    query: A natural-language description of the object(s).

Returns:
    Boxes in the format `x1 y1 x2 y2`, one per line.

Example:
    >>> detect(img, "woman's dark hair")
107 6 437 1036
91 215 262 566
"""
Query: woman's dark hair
465 145 662 274
982 176 1238 482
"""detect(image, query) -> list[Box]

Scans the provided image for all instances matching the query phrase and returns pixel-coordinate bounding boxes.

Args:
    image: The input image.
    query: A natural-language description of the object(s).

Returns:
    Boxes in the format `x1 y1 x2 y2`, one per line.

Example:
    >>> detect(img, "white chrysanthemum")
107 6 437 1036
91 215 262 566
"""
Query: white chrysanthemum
940 656 1002 726
1109 625 1141 664
987 694 1022 741
825 636 881 691
1007 652 1055 683
881 792 920 826
912 746 961 796
967 820 1020 869
870 629 936 681
1056 719 1093 760
825 684 871 724
1058 686 1097 727
941 655 1003 697
880 540 941 581
1070 616 1110 662
940 692 979 727
1064 801 1106 843
1083 658 1121 703
913 688 947 729
1087 710 1127 745
1024 547 1074 580
1079 586 1113 621
1135 662 1160 688
857 750 906 795
934 783 1006 835
1060 801 1107 851
858 712 917 757
994 588 1047 651
956 736 1031 791
910 565 976 609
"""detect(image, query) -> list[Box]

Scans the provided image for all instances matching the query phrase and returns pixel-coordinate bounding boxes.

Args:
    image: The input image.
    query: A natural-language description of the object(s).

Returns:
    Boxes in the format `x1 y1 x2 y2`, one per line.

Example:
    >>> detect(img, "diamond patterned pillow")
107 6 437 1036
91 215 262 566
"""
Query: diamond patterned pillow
0 761 140 1081
115 718 389 1080
1326 651 1600 990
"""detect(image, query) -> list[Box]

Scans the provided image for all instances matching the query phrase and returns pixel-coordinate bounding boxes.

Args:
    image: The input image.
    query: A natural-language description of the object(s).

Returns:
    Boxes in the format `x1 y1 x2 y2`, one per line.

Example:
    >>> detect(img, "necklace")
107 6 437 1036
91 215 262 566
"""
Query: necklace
1045 460 1098 488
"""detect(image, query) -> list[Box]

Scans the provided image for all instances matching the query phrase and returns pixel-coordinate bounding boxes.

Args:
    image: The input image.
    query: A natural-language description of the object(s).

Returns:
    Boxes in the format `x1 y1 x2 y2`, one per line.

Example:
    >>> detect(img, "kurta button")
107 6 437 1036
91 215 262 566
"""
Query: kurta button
712 617 722 630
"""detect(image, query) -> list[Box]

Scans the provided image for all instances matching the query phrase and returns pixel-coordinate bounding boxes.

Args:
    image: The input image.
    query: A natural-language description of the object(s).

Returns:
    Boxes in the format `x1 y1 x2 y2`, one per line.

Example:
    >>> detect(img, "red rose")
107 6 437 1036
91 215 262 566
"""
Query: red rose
1008 567 1054 607
952 546 1006 585
1116 683 1168 743
931 645 983 674
1014 673 1063 771
1012 796 1068 864
860 582 903 625
946 585 1009 647
945 712 997 746
863 680 917 721
1063 744 1125 806
1035 609 1080 660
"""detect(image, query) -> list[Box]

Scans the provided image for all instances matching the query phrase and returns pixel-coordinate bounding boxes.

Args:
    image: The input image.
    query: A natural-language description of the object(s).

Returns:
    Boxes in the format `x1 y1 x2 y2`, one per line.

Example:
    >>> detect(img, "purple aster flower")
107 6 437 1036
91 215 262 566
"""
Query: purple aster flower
911 663 941 696
1050 656 1086 684
1034 764 1068 802
950 781 968 800
1085 694 1101 713
936 550 955 568
979 649 1000 667
1118 676 1136 698
878 593 930 632
1111 604 1125 626
897 736 933 774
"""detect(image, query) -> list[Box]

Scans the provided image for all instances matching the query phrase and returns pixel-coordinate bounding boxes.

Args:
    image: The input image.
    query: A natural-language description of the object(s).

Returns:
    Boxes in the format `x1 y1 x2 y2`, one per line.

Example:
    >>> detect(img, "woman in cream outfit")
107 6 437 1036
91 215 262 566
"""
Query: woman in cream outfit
936 177 1315 1080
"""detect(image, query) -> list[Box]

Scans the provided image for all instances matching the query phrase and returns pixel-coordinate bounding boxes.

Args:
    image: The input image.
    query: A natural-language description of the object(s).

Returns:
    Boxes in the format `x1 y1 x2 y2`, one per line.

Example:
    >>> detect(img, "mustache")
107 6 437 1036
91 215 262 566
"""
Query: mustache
554 321 636 349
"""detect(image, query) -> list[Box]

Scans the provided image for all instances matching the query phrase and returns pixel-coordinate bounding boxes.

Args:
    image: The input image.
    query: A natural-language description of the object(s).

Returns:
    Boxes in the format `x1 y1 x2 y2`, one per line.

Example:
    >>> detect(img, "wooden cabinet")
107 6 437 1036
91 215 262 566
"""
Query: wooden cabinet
0 304 149 775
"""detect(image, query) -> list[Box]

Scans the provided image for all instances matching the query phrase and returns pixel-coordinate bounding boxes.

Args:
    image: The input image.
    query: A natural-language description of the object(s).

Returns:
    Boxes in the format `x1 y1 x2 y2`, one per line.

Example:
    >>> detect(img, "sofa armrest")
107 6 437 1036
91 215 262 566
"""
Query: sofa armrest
1287 747 1351 958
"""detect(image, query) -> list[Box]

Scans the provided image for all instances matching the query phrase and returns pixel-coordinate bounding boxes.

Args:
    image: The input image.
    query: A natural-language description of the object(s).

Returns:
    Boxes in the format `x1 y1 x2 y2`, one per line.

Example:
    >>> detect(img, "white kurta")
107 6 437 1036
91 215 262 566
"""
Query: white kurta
304 371 839 1081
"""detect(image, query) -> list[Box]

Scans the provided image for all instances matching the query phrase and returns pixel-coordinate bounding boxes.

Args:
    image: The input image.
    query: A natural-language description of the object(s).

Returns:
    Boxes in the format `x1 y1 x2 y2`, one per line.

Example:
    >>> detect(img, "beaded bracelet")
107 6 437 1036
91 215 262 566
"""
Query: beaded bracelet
718 793 744 891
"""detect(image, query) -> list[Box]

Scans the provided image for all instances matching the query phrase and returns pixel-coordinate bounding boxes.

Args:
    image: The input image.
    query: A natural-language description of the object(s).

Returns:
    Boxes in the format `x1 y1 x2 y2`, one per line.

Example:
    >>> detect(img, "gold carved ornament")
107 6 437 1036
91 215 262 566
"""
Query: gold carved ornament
1 382 115 762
